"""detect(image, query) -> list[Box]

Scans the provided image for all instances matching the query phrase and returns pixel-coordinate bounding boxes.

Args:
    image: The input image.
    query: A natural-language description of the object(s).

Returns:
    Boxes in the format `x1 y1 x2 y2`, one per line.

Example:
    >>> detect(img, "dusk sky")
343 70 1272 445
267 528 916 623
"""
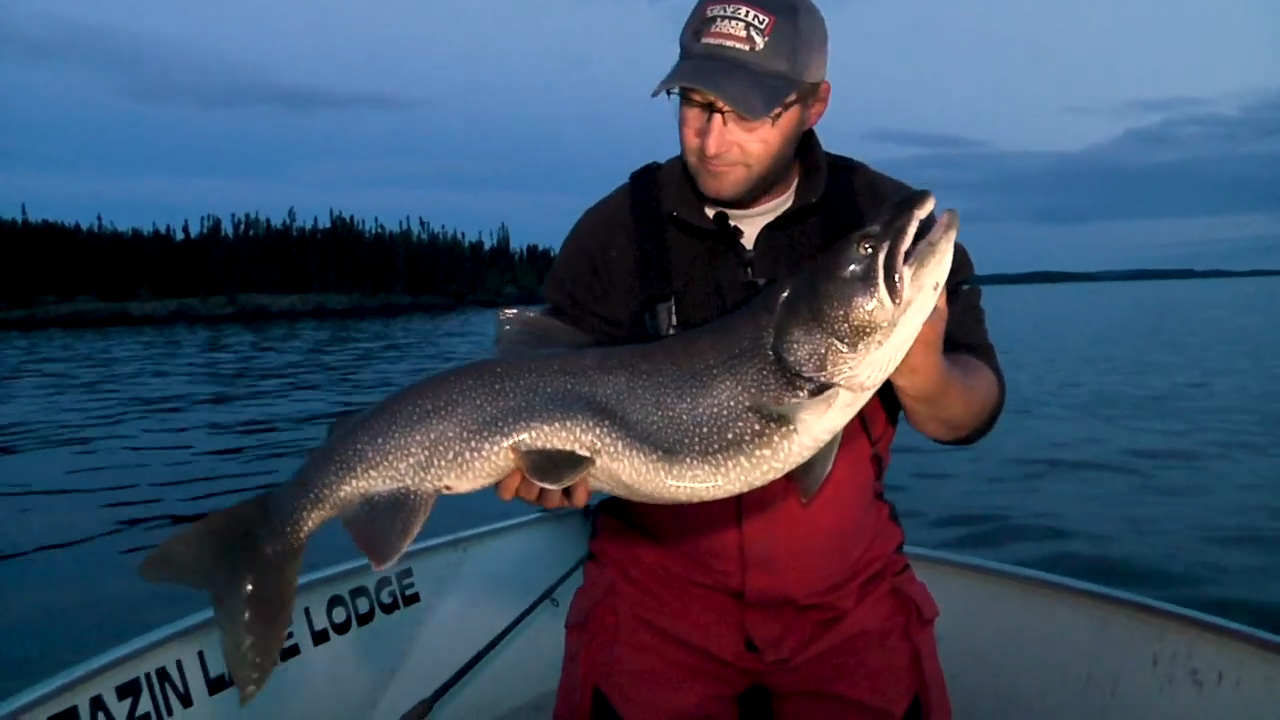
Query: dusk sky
2 0 1277 273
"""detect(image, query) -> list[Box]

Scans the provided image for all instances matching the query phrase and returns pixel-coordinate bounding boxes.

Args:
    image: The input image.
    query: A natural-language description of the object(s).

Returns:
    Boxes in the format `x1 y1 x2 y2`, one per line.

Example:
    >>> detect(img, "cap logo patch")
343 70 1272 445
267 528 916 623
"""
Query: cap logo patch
699 3 775 52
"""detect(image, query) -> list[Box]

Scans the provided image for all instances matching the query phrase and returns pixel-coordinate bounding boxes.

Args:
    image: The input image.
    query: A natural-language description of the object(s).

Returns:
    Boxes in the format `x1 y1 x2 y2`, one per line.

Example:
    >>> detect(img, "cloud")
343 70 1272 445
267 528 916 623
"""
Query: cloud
872 87 1280 225
1063 95 1225 119
0 0 1274 269
1083 88 1280 159
861 129 993 152
0 8 417 112
1062 86 1276 121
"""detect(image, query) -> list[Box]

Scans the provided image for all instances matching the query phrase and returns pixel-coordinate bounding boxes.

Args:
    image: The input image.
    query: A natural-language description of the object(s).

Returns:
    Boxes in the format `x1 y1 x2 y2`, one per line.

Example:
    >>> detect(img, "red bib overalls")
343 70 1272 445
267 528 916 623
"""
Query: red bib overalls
553 396 951 719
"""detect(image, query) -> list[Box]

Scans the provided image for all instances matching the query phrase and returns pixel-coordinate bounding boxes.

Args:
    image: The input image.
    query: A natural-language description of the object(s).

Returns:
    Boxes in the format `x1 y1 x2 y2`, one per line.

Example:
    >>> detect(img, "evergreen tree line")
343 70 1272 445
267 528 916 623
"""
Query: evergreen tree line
0 204 558 310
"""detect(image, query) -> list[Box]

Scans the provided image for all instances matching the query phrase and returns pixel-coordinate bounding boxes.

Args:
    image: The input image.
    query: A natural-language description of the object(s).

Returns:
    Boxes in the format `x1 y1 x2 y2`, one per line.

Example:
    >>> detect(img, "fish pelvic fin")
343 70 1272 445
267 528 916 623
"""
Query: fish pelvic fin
788 430 843 503
341 487 439 571
137 491 304 707
494 305 599 356
511 448 595 490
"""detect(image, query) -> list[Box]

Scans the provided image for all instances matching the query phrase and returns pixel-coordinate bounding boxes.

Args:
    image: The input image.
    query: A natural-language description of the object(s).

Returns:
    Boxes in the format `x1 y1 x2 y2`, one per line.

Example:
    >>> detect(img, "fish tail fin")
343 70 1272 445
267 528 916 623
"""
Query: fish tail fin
138 491 304 707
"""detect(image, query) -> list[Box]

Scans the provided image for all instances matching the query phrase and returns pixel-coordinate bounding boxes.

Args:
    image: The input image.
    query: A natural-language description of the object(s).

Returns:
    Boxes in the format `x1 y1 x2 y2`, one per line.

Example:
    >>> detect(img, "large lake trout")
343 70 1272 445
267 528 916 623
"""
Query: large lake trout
138 189 958 704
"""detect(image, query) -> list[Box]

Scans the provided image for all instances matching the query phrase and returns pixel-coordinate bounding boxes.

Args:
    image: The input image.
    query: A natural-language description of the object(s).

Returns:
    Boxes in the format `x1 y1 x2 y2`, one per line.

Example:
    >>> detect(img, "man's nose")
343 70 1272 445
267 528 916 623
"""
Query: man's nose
698 115 732 157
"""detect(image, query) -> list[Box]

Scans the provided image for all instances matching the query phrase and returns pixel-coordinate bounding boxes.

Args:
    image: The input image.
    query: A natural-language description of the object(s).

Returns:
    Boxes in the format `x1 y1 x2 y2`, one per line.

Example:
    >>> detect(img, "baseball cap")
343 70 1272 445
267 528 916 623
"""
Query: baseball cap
651 0 828 121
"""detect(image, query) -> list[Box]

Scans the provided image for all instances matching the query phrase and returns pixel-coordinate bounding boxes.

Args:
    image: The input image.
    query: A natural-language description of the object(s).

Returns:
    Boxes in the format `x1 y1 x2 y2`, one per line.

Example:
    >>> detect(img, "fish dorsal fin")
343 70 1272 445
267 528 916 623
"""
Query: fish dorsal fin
494 306 598 357
304 408 367 461
325 408 365 439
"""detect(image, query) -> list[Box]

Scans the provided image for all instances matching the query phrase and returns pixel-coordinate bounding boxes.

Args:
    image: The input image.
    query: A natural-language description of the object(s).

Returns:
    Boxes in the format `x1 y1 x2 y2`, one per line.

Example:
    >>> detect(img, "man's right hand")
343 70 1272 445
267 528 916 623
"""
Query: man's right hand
495 469 592 510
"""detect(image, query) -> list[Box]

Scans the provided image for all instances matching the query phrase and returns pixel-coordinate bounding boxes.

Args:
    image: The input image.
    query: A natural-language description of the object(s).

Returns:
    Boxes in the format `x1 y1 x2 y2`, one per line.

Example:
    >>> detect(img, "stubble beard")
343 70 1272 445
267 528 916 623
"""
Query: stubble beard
689 127 805 210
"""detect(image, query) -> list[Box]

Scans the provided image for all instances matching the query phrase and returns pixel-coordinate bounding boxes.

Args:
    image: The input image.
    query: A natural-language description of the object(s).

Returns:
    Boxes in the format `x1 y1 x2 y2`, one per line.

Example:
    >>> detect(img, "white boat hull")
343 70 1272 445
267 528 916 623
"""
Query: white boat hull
0 511 589 720
2 508 1277 719
915 549 1279 719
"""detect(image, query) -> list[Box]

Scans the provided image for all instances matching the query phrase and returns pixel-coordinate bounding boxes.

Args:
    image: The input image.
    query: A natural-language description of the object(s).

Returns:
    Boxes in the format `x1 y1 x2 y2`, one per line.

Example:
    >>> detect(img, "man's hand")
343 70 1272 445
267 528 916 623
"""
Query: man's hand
495 469 592 509
888 285 1002 443
889 287 949 399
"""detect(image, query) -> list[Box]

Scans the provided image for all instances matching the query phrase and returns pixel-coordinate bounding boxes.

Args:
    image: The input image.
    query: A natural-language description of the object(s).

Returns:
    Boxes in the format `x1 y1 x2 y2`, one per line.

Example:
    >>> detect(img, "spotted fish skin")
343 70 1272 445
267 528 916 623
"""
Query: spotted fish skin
137 189 958 705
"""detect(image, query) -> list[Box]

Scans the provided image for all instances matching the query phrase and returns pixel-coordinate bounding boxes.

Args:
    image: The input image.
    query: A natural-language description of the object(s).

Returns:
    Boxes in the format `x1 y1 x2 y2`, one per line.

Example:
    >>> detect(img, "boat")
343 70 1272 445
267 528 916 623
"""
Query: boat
2 506 1277 719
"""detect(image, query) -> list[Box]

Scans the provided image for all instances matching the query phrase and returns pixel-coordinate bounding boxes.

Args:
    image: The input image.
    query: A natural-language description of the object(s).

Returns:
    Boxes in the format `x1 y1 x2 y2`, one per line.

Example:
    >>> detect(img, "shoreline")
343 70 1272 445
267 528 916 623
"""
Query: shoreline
0 292 541 331
2 269 1277 331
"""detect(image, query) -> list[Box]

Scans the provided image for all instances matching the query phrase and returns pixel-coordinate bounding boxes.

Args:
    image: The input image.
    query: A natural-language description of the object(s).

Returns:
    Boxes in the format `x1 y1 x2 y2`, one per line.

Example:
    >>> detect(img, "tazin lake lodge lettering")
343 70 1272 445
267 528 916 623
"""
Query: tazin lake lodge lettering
44 567 421 719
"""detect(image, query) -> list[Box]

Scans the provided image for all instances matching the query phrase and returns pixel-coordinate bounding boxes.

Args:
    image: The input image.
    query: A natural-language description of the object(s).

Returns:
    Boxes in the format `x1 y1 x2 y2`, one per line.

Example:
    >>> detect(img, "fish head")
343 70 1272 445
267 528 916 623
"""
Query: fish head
771 189 957 391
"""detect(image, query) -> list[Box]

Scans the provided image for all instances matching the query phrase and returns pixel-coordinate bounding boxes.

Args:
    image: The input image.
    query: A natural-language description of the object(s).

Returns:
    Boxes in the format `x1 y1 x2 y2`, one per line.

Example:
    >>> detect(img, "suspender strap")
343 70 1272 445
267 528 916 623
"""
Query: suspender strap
816 159 862 250
627 161 678 339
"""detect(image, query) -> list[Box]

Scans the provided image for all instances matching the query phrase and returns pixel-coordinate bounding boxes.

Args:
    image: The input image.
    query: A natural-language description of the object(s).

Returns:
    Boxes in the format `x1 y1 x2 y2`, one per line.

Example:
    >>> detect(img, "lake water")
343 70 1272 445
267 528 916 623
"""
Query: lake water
1 277 1278 701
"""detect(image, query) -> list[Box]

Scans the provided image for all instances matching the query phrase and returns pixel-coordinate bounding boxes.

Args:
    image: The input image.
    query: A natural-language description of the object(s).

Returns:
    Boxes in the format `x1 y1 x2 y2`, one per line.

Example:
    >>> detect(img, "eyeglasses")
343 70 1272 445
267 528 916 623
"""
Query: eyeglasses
666 88 802 133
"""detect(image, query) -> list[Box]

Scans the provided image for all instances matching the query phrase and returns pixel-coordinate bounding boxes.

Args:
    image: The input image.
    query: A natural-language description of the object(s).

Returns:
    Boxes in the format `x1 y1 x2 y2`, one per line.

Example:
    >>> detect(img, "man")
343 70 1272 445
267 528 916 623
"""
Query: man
496 0 1005 717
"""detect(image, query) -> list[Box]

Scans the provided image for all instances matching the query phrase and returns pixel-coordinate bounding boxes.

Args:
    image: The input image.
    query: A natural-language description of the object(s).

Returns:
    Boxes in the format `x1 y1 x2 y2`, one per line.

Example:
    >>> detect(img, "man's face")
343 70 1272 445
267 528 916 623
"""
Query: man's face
675 82 830 208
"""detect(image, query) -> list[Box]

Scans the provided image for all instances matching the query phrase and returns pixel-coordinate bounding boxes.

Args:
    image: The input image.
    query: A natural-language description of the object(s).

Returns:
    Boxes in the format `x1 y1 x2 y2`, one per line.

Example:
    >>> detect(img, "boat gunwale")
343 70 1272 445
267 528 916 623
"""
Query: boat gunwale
4 507 1278 715
0 508 589 716
905 545 1280 655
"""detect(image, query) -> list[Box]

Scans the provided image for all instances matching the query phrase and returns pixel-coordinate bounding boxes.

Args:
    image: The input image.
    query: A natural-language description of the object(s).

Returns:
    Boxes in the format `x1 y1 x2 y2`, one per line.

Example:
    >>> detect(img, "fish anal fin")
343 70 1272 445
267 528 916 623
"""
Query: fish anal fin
511 448 595 490
788 430 843 503
341 488 439 571
494 306 598 357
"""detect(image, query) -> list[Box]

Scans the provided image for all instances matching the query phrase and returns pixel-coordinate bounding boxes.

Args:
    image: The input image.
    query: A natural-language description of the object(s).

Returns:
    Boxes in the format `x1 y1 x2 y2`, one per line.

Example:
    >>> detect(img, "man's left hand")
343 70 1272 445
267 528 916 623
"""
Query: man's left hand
889 287 949 400
886 283 1004 443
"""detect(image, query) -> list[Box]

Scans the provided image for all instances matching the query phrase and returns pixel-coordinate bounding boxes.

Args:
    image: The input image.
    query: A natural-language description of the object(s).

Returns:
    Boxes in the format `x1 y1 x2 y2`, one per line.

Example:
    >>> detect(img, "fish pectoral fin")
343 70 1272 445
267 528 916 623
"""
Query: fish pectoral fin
789 430 843 503
494 305 599 357
341 488 439 571
751 386 842 426
511 448 595 489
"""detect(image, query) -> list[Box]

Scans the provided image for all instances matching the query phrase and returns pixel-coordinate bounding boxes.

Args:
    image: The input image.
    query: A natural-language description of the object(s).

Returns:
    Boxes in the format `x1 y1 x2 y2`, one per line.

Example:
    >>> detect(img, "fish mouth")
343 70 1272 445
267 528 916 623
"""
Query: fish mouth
884 193 956 306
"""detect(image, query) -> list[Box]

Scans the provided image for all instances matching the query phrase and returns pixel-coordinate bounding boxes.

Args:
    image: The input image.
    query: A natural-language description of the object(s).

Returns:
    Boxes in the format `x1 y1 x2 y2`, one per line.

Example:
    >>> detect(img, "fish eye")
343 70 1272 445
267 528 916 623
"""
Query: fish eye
859 242 874 255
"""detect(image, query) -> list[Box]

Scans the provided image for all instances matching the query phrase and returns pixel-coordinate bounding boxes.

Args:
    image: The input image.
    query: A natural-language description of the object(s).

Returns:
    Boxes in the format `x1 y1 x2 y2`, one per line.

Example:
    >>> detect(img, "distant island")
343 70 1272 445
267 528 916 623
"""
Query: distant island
0 204 553 330
1 205 1277 330
973 268 1280 286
